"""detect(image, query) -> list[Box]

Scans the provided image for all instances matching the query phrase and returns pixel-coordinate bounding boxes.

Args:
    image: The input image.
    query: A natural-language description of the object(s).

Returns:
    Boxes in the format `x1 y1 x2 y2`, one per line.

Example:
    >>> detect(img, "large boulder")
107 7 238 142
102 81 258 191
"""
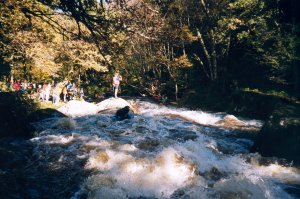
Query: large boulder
57 98 134 117
58 100 99 117
251 103 300 165
97 97 132 113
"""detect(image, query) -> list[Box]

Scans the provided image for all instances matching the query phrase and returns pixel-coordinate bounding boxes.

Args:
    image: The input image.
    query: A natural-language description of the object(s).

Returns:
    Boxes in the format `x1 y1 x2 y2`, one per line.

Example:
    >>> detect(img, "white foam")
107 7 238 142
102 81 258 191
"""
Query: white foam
138 102 219 124
85 147 196 198
251 163 300 184
137 101 261 128
30 99 297 199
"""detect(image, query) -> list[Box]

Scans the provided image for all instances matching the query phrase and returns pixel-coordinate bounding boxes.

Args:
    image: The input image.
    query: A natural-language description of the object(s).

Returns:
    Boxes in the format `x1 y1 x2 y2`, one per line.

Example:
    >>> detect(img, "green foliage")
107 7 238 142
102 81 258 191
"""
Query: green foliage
241 88 299 103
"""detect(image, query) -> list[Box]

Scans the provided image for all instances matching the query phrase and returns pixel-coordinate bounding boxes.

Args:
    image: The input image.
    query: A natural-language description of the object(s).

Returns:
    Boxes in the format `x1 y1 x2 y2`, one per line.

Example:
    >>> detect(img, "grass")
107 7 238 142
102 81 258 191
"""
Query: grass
241 88 300 104
37 101 65 110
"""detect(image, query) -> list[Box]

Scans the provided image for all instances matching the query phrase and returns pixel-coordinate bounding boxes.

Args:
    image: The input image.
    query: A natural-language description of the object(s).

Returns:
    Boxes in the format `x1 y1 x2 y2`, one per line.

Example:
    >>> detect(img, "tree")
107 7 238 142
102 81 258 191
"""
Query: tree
1 0 111 82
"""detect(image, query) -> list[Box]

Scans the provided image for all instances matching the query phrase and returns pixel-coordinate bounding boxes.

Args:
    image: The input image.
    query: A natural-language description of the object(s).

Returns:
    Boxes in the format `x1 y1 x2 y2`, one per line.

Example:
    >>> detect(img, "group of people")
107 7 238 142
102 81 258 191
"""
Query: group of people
60 82 83 102
9 70 123 103
10 71 135 121
12 80 37 93
37 81 84 104
11 80 84 104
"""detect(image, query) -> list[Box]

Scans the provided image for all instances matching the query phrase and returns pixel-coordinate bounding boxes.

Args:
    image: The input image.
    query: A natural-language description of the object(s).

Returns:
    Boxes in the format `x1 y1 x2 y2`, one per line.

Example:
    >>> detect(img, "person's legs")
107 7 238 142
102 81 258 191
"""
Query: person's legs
45 92 50 101
55 94 59 104
52 94 56 104
114 85 119 98
39 93 43 101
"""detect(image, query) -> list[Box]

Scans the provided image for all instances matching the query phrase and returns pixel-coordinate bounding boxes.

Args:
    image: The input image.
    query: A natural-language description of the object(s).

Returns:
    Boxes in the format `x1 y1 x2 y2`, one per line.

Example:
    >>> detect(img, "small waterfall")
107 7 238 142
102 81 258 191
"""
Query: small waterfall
29 98 299 199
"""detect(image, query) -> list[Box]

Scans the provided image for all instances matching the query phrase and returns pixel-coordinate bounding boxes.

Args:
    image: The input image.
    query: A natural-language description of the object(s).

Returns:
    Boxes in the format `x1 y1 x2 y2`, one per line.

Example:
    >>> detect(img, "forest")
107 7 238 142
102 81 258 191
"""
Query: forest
1 0 299 105
0 1 300 198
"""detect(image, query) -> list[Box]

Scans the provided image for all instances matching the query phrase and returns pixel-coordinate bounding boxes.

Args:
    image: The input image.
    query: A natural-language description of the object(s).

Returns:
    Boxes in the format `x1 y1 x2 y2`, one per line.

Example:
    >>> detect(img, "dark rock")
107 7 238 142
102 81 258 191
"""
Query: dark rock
202 167 227 182
170 189 186 198
251 103 300 165
168 130 198 142
137 138 160 151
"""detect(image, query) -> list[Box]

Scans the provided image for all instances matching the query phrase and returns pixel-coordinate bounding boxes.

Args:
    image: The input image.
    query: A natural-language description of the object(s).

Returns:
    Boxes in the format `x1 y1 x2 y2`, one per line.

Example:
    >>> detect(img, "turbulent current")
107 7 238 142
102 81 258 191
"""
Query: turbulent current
29 98 300 199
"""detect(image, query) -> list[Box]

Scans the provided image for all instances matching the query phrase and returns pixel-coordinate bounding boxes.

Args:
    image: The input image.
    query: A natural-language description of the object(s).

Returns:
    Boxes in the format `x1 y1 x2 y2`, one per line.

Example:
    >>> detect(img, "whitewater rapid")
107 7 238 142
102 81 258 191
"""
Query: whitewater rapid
30 98 300 199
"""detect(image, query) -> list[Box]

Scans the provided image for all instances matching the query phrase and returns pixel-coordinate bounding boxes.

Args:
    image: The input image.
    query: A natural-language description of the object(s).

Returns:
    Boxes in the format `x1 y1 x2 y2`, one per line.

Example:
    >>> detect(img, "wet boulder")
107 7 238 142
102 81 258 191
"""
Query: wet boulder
170 189 186 198
203 167 227 181
137 138 160 151
216 115 246 128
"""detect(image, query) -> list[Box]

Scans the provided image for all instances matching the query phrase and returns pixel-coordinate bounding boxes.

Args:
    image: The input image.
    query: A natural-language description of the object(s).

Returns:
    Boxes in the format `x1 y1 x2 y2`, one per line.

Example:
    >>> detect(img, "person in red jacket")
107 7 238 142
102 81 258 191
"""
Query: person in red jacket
13 81 20 92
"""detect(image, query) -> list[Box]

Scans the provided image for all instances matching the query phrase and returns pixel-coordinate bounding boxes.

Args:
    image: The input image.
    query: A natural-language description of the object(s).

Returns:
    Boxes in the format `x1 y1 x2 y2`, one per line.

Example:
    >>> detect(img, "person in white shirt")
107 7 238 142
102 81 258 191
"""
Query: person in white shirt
112 71 122 98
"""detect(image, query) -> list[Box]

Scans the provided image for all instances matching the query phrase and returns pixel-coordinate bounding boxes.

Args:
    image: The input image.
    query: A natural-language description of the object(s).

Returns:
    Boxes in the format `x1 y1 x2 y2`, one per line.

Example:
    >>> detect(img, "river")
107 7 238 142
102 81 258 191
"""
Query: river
28 98 300 199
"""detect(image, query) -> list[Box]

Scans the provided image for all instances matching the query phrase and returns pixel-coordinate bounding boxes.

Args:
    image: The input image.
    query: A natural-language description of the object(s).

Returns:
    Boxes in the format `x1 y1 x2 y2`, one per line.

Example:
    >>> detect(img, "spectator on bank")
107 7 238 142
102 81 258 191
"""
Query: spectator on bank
80 88 84 100
37 85 44 101
45 82 51 101
52 83 61 104
62 84 68 102
112 71 122 98
12 81 20 92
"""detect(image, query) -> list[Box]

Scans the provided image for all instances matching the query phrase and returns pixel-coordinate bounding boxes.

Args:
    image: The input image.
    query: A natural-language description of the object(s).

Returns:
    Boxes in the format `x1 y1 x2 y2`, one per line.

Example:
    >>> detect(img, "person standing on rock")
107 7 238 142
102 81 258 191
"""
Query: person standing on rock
112 71 122 98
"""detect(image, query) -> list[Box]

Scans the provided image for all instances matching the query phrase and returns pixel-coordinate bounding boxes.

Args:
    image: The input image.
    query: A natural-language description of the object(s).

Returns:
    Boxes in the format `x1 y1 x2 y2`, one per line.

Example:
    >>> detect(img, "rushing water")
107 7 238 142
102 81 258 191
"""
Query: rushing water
30 98 300 199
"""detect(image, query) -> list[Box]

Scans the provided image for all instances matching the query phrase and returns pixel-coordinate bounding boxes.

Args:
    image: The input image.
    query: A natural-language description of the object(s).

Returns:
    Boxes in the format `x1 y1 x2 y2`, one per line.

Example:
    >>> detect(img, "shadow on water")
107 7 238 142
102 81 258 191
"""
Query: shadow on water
0 92 79 199
0 136 90 199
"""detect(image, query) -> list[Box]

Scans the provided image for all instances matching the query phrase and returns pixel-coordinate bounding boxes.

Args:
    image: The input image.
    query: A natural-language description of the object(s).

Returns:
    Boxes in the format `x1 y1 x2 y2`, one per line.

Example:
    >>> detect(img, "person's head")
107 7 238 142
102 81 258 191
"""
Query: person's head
124 106 130 111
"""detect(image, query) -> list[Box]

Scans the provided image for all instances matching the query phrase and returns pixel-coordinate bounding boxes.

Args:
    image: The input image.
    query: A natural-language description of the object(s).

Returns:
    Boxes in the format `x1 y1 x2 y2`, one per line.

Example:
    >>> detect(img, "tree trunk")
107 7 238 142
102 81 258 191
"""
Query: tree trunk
210 35 217 80
23 60 27 80
196 29 213 79
29 65 32 82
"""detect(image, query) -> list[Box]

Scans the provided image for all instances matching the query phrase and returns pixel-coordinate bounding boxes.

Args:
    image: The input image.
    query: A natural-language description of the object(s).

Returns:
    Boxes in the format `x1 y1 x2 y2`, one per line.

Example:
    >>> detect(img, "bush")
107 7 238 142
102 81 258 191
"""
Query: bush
0 92 37 138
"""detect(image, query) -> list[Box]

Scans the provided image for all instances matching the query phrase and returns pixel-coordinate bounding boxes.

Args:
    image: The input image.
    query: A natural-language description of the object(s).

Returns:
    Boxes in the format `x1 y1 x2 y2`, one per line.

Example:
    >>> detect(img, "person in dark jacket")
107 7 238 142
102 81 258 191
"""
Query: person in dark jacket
115 106 134 120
